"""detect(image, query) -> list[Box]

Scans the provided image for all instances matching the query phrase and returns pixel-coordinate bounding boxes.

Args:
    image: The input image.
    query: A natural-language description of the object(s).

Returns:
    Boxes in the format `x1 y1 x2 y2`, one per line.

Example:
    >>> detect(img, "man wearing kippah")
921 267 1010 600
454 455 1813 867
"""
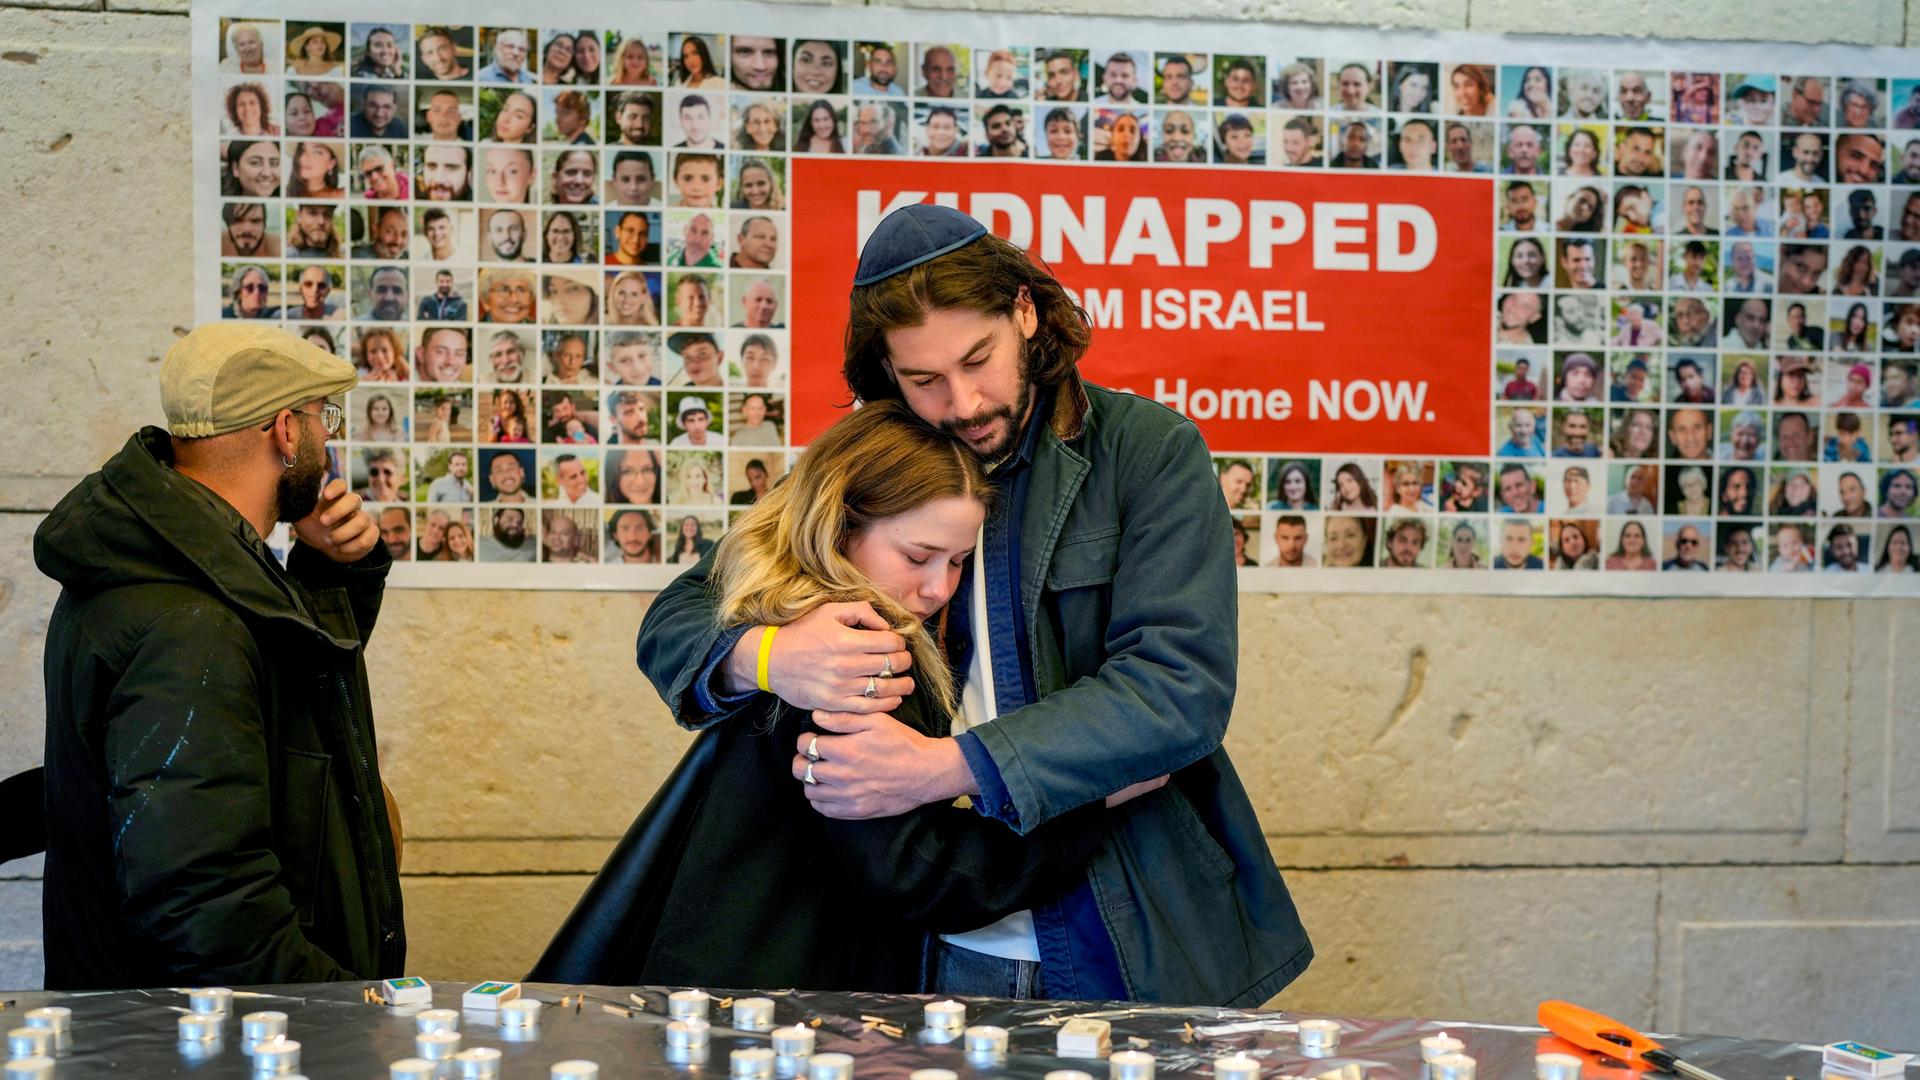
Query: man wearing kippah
637 204 1309 1005
35 323 405 989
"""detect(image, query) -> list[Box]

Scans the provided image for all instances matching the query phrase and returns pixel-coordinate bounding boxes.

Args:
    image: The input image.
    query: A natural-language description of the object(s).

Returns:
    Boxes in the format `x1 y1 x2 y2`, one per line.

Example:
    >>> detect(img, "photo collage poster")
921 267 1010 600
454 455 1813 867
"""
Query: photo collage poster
194 0 1920 592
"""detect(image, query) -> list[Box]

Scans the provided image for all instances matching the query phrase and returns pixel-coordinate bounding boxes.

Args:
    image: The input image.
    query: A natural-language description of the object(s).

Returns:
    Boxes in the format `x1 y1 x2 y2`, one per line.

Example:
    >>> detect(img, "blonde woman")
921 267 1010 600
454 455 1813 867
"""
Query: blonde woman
621 401 1142 990
674 456 722 505
607 271 661 325
611 36 656 85
731 158 787 211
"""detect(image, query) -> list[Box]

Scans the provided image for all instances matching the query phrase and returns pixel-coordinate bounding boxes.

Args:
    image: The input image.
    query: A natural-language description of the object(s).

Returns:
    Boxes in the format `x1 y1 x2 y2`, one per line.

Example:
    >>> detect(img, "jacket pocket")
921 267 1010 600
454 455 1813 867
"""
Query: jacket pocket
1159 783 1236 880
276 749 333 927
1046 530 1121 590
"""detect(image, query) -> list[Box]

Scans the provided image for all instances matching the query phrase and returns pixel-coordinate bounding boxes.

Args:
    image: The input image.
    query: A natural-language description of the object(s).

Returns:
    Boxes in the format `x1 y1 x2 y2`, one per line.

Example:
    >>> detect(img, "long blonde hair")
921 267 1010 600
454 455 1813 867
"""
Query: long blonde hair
712 400 989 719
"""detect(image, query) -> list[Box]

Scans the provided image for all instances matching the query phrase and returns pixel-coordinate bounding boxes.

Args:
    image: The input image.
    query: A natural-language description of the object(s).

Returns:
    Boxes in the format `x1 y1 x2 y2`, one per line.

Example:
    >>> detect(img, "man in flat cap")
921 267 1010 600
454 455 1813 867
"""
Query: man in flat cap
36 323 405 989
637 204 1309 1006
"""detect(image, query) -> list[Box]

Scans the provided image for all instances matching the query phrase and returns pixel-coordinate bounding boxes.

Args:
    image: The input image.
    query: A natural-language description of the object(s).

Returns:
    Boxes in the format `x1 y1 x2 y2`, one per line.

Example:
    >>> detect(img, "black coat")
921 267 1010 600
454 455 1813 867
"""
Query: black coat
35 428 405 989
536 676 1104 992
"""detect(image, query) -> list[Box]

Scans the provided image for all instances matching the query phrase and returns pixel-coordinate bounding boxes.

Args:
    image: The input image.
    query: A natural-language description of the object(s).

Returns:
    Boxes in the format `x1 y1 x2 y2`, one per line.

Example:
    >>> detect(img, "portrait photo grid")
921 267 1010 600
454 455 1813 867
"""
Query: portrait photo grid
204 9 1920 582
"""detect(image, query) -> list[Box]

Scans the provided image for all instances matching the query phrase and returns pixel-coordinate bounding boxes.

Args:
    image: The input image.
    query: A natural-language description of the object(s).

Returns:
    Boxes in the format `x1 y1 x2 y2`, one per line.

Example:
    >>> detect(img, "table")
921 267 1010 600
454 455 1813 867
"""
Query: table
0 982 1848 1079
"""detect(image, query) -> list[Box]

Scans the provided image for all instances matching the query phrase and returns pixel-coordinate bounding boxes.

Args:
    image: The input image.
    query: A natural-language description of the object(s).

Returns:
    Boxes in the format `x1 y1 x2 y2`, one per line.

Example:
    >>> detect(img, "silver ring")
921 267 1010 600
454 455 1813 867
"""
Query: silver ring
880 654 894 679
803 761 818 785
805 735 820 761
863 675 878 699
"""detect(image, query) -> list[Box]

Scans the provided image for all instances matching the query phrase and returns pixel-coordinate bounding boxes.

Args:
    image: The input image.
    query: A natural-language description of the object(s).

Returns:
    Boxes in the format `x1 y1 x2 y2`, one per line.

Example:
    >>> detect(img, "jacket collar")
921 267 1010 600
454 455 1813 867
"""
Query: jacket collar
103 428 357 650
1019 388 1094 645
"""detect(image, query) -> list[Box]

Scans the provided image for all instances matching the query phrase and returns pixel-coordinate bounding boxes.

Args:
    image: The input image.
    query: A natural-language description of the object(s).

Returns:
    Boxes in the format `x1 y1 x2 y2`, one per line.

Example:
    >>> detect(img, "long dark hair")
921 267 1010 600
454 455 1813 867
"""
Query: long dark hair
1273 461 1316 509
1839 301 1871 351
222 139 278 196
673 36 717 84
1877 524 1917 571
1718 466 1757 514
844 230 1091 406
1331 463 1379 509
802 99 846 153
1501 237 1546 287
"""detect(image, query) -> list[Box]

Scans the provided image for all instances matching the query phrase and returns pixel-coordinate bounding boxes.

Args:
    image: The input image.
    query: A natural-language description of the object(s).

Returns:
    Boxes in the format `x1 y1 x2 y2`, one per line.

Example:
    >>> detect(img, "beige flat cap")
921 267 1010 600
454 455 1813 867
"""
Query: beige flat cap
161 323 357 437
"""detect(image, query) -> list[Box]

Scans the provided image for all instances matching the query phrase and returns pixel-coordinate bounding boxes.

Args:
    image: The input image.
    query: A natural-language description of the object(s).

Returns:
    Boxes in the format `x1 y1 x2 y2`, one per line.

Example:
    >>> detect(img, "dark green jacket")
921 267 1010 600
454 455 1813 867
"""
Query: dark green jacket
35 428 405 989
637 380 1311 1006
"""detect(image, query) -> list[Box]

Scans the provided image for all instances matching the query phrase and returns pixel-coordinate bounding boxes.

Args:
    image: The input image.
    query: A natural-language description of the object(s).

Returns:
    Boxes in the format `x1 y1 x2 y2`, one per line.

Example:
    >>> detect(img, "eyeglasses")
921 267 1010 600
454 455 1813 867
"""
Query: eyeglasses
262 401 344 436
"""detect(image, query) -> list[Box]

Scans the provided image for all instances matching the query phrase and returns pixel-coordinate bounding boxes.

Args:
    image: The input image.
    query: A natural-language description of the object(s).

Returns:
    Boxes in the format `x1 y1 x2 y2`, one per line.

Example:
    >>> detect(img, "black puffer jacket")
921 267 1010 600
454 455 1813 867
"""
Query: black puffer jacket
35 428 404 989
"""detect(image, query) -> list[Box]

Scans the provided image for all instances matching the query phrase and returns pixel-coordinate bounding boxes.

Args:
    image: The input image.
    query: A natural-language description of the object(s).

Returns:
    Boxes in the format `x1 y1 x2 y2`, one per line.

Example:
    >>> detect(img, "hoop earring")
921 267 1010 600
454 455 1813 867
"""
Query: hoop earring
283 455 295 469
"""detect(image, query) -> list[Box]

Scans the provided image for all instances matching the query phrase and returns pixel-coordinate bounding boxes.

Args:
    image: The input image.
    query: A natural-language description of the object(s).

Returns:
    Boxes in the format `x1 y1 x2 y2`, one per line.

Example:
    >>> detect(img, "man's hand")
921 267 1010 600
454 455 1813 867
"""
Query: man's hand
793 710 974 819
722 602 914 710
293 478 379 563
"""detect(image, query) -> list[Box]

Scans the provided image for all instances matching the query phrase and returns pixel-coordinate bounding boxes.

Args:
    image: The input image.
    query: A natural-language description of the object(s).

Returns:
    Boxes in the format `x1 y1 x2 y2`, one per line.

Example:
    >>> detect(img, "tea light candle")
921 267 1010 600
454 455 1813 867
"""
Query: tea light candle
552 1063 600 1080
668 990 711 1021
773 1025 816 1058
734 1047 778 1080
390 1060 435 1079
913 1071 959 1080
809 1052 855 1080
1299 1020 1342 1051
178 1013 222 1042
416 1009 461 1034
243 1011 289 1043
1111 1050 1157 1080
965 1026 1009 1055
1217 1053 1262 1080
189 989 232 1015
1536 1054 1582 1080
1421 1033 1465 1063
21 1009 70 1034
6 1028 51 1059
1049 1072 1097 1080
666 1019 711 1049
735 998 776 1031
501 1000 542 1028
1431 1052 1476 1080
416 1030 462 1060
925 1001 966 1031
455 1047 504 1079
251 1037 302 1075
3 1058 53 1080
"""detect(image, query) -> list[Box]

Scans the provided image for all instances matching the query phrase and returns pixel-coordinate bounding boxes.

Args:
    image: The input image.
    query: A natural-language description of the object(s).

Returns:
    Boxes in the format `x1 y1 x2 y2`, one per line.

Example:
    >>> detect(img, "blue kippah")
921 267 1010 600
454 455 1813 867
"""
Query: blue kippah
852 203 989 287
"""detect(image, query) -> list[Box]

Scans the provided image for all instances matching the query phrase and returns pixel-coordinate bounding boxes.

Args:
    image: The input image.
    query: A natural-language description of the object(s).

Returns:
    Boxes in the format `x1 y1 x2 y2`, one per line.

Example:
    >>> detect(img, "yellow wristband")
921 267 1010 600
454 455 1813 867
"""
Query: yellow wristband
756 624 779 693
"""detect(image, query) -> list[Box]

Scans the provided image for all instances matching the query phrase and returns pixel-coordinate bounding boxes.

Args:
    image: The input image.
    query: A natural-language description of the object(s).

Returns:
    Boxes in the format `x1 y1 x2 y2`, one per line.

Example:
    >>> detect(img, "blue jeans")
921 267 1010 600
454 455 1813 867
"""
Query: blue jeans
926 939 1044 999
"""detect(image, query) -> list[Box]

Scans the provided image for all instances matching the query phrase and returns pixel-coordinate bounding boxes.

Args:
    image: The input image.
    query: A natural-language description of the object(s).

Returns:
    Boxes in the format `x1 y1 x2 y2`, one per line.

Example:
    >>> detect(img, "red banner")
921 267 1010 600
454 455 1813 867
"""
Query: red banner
791 158 1492 453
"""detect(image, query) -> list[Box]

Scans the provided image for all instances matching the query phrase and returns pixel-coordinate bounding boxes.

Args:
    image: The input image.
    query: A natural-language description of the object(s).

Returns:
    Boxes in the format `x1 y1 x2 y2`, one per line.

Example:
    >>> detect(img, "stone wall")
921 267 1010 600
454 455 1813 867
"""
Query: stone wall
2 0 1916 1051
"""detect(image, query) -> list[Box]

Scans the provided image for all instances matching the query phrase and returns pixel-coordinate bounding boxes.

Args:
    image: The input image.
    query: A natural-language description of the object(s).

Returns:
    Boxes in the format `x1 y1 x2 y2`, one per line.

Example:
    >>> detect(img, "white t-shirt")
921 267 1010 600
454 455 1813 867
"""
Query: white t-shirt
939 525 1042 962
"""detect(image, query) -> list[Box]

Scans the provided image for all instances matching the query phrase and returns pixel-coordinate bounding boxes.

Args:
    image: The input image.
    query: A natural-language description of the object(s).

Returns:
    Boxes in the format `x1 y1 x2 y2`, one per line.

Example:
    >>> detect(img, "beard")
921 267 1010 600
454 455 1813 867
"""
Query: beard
938 338 1034 467
274 426 328 523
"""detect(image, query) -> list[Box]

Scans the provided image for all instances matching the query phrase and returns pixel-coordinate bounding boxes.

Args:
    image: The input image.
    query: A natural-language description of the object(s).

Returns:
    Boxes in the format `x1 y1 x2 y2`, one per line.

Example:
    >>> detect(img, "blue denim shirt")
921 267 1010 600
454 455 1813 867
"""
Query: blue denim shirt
947 389 1127 1001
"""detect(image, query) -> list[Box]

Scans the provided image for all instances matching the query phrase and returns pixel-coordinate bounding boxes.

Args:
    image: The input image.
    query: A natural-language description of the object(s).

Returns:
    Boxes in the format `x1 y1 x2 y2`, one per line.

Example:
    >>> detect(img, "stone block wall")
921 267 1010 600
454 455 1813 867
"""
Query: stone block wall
1 0 1915 1050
